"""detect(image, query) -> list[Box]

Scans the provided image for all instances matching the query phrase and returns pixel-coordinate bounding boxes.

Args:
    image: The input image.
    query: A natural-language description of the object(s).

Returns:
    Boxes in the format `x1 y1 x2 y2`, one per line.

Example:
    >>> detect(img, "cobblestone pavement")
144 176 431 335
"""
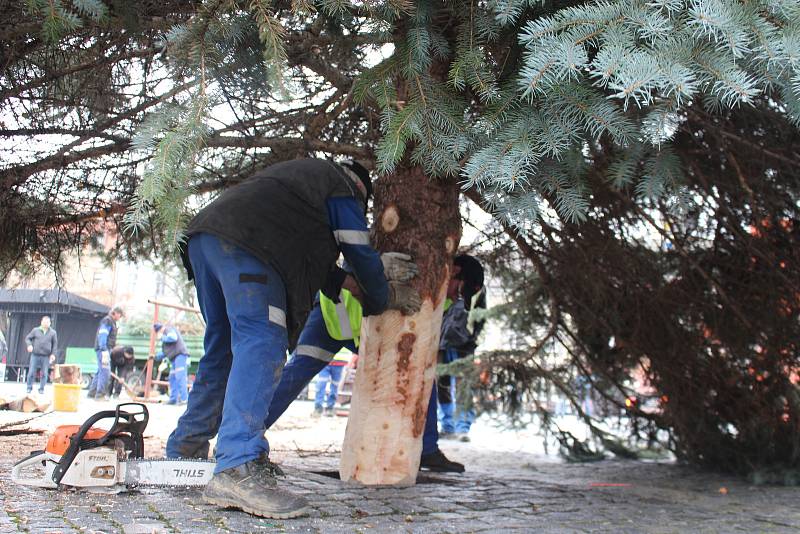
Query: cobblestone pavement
0 383 798 533
2 455 799 533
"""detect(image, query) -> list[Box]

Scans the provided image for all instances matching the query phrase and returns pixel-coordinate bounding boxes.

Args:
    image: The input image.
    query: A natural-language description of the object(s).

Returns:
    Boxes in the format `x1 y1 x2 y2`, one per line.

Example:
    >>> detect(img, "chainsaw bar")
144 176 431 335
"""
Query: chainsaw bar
123 458 215 488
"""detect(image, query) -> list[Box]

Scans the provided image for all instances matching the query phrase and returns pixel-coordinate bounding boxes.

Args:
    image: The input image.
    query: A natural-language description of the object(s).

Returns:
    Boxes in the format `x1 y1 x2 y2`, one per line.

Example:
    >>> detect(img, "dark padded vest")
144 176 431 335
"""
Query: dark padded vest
182 158 359 348
162 329 189 361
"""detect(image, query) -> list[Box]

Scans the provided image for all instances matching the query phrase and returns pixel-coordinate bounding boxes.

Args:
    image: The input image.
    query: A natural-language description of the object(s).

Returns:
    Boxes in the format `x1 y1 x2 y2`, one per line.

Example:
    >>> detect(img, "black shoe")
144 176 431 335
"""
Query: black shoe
322 407 334 417
203 454 309 519
420 448 465 473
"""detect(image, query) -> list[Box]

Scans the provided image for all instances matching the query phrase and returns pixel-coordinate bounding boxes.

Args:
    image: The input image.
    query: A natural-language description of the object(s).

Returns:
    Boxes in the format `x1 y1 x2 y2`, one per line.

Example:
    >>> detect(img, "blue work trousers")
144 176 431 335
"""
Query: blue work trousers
169 354 189 403
421 384 439 455
26 354 49 393
89 350 110 395
166 233 288 473
314 364 344 410
264 305 355 428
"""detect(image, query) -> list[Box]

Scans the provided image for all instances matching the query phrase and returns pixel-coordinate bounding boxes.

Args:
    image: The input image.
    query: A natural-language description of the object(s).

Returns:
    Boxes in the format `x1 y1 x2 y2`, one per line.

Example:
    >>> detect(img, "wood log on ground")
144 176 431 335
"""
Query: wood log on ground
55 364 81 384
340 164 461 485
4 395 50 412
7 396 38 413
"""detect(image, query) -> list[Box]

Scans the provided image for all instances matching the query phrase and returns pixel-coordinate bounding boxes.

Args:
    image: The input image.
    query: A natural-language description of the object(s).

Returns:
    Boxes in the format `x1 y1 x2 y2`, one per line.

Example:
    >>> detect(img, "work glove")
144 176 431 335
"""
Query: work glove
387 281 422 315
100 350 110 367
381 252 418 282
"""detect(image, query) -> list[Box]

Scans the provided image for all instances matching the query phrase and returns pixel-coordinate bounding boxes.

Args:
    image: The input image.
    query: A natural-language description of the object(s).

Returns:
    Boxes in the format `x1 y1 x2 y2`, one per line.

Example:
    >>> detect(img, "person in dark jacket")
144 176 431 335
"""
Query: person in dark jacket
25 316 57 394
152 323 190 405
436 255 486 442
88 306 124 400
165 158 421 519
106 346 135 398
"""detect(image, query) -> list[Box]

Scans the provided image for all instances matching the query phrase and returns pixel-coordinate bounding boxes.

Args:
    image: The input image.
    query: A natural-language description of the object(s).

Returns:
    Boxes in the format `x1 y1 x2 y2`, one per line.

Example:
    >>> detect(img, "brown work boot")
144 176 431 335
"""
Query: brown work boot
203 454 309 519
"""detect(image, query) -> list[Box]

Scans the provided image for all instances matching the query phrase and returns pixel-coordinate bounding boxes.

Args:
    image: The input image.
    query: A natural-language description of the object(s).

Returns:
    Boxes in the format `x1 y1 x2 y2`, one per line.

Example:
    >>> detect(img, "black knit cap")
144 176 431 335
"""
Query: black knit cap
454 254 485 311
340 159 373 201
454 254 484 291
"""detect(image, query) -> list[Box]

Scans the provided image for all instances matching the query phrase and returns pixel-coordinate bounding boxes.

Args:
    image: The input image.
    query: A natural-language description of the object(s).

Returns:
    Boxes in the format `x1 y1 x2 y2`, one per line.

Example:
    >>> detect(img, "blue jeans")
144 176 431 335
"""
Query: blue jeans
438 347 476 434
168 354 189 403
314 364 344 410
455 400 476 433
166 233 288 473
264 304 355 428
26 355 49 393
89 350 110 395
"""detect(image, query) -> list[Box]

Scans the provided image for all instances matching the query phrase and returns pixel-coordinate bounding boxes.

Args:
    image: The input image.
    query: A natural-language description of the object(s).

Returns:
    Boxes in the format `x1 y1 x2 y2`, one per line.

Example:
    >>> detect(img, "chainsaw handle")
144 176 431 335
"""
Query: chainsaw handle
111 403 148 441
52 403 148 486
12 451 57 488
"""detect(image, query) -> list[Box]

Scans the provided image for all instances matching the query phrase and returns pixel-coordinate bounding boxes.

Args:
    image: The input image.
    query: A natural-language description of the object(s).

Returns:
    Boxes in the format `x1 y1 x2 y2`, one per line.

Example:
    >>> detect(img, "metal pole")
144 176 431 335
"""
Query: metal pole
146 299 202 315
143 303 159 400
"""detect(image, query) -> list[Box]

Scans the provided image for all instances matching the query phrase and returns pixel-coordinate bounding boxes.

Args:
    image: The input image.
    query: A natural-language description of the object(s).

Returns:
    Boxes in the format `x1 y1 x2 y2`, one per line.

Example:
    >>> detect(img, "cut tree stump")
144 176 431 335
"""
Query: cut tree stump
340 294 448 485
339 164 461 485
55 364 81 384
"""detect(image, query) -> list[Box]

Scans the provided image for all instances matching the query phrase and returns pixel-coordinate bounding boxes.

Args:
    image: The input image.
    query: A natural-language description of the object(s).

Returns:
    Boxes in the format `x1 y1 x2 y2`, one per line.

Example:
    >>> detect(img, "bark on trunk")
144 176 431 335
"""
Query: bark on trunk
340 164 461 485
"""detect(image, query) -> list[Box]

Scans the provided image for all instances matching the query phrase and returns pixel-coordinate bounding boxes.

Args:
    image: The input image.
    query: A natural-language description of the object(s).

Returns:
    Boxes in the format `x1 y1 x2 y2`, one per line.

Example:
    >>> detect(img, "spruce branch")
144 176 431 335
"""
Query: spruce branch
250 0 289 93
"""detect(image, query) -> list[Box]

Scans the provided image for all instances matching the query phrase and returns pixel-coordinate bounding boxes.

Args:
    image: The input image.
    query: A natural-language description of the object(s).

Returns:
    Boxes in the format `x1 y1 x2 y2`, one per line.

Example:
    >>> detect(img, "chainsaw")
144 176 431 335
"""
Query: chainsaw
11 403 214 493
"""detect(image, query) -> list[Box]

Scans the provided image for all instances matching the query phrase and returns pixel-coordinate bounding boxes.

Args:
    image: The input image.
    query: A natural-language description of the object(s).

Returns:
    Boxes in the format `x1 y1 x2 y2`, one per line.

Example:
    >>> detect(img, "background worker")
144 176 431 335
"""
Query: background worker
436 255 486 443
165 158 420 519
24 315 57 395
88 306 124 400
152 323 190 405
313 350 350 417
107 345 136 399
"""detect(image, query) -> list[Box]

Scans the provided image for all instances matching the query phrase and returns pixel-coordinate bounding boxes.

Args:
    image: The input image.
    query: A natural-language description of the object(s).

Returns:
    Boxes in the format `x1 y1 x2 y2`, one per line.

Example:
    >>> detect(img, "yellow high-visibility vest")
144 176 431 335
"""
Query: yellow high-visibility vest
444 298 453 312
332 348 352 363
319 289 363 347
320 294 456 348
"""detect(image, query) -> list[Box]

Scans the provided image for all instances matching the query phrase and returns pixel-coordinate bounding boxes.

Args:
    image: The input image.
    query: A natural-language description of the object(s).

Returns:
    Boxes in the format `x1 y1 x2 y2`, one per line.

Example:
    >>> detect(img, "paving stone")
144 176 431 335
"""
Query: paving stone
122 523 169 534
3 457 800 533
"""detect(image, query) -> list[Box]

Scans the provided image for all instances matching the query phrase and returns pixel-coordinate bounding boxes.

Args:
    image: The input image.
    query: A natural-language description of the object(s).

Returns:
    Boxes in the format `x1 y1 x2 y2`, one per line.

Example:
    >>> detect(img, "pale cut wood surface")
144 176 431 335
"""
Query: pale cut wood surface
340 282 447 485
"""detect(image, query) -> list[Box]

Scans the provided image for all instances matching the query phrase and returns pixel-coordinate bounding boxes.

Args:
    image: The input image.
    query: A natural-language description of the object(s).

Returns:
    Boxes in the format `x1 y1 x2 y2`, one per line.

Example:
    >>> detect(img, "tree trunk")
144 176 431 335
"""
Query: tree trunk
340 164 461 485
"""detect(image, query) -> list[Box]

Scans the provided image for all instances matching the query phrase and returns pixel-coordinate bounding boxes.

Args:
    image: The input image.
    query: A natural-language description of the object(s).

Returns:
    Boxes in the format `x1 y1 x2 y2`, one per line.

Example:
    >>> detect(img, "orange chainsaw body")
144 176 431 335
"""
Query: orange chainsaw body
46 426 107 456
